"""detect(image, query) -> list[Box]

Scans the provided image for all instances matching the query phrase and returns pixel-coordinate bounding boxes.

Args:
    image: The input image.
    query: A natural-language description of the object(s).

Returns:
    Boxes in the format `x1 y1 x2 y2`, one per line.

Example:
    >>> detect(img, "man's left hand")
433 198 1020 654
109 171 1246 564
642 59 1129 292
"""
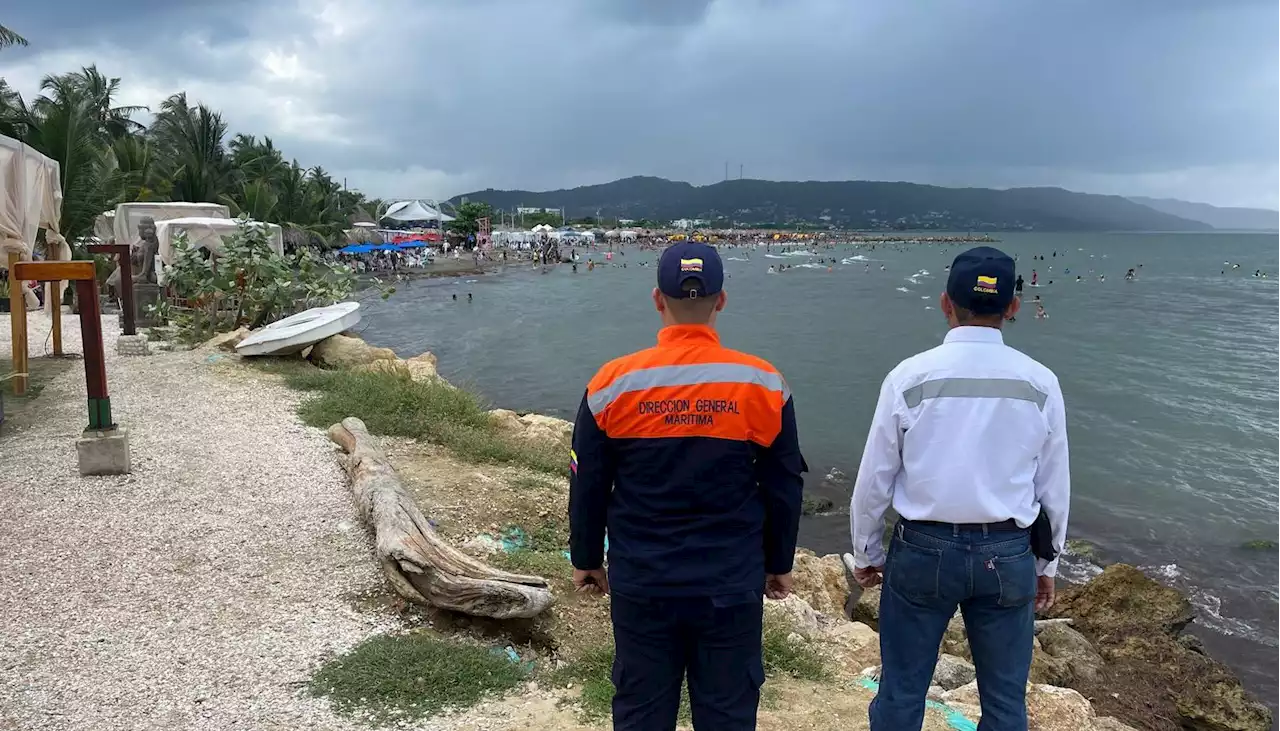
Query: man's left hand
854 565 883 588
573 568 610 595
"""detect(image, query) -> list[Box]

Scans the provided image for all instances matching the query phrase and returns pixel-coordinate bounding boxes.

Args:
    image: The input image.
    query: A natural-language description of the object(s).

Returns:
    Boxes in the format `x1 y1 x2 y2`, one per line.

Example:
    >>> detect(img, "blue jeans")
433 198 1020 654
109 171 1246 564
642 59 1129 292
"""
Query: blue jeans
870 520 1036 731
610 593 764 731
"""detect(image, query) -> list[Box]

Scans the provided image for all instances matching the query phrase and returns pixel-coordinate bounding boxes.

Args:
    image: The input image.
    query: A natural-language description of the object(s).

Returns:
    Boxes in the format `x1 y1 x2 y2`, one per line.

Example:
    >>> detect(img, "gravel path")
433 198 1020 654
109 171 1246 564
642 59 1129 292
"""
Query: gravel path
0 314 395 730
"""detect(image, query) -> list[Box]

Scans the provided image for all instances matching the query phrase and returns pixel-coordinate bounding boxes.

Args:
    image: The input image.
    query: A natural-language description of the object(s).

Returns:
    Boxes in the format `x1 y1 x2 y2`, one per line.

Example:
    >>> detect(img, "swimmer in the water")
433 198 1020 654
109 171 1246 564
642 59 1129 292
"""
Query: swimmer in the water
1015 274 1024 297
1125 268 1135 280
1076 275 1082 282
1031 270 1038 286
1098 274 1105 282
879 265 886 271
467 292 473 301
452 293 457 301
1036 302 1048 319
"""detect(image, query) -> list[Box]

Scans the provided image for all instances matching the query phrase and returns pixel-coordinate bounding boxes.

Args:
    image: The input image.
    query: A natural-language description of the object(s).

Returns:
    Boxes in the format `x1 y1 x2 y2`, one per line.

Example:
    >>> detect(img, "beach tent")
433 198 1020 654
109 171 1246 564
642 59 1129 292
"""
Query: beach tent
153 216 284 264
113 202 229 249
383 199 456 224
530 223 555 233
0 134 67 311
619 230 638 241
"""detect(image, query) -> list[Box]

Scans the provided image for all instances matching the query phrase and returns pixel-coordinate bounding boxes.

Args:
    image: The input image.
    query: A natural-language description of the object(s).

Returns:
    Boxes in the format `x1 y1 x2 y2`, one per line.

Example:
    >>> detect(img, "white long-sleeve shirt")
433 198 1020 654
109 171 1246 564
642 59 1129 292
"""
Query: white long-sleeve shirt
849 326 1071 577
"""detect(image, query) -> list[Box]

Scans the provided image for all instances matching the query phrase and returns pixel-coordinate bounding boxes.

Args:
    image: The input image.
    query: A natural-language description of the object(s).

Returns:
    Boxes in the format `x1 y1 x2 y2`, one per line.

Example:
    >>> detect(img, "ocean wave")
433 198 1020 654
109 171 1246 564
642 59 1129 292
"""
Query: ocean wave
726 257 750 261
764 251 816 259
896 287 911 293
843 254 869 262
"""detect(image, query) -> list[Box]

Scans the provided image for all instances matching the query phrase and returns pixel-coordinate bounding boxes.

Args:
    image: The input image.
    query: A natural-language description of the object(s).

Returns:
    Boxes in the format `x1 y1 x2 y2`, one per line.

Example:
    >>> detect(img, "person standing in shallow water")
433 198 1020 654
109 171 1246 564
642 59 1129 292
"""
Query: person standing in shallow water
849 246 1071 731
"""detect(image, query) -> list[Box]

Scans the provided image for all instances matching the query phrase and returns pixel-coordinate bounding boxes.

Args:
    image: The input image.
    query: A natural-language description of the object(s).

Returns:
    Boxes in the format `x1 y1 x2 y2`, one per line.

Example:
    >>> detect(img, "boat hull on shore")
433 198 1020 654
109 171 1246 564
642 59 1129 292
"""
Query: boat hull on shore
236 302 361 357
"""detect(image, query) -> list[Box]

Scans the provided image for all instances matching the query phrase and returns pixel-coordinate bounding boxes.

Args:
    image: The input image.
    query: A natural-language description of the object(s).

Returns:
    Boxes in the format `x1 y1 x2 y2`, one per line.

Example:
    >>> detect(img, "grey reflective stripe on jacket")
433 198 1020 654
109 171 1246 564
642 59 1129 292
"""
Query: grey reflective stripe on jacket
902 377 1048 410
587 362 790 415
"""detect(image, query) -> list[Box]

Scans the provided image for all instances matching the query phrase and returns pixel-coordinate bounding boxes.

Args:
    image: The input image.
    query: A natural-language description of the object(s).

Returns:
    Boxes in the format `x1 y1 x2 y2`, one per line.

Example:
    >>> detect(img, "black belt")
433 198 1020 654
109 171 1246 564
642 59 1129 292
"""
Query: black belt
906 518 1023 532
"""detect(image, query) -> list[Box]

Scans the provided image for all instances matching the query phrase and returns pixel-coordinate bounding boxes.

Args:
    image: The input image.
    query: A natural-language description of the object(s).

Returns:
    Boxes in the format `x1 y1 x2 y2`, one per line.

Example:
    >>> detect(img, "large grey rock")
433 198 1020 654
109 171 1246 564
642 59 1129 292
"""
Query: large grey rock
1036 622 1104 685
932 653 976 691
849 585 881 630
309 333 397 369
764 594 820 639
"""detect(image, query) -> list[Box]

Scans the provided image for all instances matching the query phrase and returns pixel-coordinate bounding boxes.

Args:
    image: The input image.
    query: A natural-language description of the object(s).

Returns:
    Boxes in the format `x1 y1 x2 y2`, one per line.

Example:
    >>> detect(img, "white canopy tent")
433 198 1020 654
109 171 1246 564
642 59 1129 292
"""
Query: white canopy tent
0 134 67 311
113 202 230 248
530 223 555 233
383 200 456 224
619 230 639 241
154 216 284 266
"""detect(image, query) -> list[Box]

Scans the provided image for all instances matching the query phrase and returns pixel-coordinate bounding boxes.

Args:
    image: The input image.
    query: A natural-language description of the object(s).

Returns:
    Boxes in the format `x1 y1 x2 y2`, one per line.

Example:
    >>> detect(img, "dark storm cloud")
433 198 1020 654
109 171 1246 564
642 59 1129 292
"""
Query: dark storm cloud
5 0 1276 206
2 0 258 52
591 0 717 27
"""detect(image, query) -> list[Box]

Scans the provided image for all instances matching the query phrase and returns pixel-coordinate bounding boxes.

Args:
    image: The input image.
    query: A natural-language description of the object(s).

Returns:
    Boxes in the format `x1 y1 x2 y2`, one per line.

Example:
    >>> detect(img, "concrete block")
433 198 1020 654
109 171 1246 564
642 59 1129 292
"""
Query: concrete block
76 427 131 476
116 334 150 356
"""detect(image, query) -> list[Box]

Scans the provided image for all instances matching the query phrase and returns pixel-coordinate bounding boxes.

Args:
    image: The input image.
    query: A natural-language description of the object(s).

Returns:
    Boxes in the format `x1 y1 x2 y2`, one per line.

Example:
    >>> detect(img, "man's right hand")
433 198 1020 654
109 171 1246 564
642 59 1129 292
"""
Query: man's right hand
854 565 883 588
765 573 793 600
573 568 609 595
1035 575 1055 612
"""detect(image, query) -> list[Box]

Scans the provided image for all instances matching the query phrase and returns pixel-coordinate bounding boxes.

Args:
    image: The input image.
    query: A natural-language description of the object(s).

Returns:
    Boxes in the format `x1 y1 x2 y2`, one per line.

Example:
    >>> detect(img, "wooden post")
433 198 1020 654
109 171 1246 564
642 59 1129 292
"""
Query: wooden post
8 252 27 396
74 278 113 431
87 244 136 336
49 282 62 356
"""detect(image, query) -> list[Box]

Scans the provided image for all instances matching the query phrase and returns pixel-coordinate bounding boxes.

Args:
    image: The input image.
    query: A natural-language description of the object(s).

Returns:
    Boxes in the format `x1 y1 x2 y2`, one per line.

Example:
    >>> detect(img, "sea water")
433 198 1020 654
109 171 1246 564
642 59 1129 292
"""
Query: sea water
359 231 1279 704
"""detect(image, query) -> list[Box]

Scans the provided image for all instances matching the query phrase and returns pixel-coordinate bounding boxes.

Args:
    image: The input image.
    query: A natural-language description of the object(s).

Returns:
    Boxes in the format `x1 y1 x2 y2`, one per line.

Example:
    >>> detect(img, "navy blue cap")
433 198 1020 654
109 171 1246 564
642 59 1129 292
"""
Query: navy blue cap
657 242 724 299
946 246 1017 314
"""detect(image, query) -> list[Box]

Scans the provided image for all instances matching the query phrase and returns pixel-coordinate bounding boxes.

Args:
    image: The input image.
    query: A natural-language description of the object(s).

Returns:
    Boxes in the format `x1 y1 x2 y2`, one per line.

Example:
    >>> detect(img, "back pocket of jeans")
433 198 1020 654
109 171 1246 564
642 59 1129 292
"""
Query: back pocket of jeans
886 535 943 601
993 549 1036 608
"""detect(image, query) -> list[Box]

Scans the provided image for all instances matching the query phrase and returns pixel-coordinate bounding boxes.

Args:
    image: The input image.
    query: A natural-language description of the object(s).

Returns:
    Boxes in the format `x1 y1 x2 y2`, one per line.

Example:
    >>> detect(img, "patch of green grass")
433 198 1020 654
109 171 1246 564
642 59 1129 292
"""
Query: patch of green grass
491 548 572 579
309 632 527 724
550 644 692 722
762 613 830 681
510 475 550 491
253 361 567 476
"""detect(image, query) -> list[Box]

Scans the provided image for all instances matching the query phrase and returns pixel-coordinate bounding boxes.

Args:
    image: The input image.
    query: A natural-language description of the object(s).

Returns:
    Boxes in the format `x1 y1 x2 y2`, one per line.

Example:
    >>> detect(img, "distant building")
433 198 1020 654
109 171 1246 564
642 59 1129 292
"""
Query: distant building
670 218 709 230
618 218 637 226
517 207 558 215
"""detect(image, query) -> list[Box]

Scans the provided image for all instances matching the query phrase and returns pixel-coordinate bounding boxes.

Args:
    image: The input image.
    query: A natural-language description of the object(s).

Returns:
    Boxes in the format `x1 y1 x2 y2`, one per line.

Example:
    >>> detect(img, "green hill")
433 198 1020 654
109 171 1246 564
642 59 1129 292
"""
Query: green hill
452 176 1212 232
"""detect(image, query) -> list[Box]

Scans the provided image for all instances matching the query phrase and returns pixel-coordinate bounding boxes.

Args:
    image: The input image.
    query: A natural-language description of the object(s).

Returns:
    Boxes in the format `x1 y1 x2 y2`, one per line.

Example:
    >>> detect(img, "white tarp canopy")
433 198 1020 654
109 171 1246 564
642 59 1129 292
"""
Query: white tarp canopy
530 223 555 233
619 230 639 240
155 216 284 264
113 201 230 248
0 134 64 259
383 199 456 223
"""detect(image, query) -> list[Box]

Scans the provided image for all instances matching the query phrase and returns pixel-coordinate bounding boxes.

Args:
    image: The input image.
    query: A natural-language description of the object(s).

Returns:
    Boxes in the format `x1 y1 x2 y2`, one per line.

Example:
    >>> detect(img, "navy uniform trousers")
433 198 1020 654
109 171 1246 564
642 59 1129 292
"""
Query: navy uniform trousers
611 592 764 730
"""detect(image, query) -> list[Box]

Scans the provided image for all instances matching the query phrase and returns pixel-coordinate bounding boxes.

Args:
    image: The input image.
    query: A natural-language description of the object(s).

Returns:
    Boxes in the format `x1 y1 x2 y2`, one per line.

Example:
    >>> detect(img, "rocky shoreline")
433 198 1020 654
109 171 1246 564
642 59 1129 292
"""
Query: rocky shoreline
782 552 1272 731
224 331 1272 731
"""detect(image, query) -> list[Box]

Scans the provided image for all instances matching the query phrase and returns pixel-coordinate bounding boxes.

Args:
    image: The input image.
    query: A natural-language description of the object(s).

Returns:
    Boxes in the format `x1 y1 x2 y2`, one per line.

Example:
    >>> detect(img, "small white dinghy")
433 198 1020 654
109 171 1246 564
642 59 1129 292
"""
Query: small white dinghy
236 302 361 357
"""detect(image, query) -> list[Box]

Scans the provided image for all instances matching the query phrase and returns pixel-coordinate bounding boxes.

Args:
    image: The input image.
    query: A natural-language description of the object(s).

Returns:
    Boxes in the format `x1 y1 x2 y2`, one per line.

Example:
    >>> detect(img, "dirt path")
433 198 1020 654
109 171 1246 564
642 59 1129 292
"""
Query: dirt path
0 315 391 731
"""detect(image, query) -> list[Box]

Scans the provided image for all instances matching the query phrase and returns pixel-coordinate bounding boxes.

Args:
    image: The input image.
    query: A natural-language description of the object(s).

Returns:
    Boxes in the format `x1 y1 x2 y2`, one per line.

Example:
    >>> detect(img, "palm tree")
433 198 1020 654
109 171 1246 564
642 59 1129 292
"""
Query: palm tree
67 65 147 139
19 80 114 243
150 92 231 203
0 24 27 50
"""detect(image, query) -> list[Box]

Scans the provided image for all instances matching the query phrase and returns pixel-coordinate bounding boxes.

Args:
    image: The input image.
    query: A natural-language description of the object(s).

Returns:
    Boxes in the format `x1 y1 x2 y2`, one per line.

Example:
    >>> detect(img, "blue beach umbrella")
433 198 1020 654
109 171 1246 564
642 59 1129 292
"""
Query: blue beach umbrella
338 243 376 254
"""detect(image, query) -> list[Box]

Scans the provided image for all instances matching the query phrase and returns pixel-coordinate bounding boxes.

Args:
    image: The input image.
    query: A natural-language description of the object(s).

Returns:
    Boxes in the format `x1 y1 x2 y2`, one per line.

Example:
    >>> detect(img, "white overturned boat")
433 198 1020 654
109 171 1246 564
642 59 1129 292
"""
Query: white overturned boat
235 302 361 357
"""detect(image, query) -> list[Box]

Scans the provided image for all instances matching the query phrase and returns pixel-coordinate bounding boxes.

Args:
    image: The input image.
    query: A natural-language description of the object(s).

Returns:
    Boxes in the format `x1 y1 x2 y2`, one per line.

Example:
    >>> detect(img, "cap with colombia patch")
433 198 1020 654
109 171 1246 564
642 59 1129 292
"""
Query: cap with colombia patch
946 246 1016 314
657 241 724 299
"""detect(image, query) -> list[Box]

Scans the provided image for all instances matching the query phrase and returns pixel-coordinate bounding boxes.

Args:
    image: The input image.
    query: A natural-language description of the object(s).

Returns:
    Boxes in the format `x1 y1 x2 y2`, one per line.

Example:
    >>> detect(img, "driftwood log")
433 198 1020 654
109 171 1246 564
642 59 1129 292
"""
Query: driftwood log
328 417 554 619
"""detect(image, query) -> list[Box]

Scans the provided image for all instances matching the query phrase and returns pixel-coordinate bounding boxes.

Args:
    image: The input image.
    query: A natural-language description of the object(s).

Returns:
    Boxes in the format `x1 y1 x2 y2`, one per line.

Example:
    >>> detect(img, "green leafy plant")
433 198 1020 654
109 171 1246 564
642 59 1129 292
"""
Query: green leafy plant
163 219 360 341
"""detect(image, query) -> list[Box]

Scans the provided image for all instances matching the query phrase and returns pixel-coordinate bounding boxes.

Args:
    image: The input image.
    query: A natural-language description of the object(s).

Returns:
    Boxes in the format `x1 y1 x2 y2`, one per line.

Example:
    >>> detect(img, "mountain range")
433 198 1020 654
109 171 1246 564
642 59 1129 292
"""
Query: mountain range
453 176 1275 232
1126 196 1278 231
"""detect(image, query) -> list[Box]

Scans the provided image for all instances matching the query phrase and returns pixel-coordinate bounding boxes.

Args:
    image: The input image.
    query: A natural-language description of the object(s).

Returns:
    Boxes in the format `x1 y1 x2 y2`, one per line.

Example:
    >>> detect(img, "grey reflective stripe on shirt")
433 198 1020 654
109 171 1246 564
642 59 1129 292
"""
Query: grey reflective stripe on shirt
587 363 790 415
902 377 1048 410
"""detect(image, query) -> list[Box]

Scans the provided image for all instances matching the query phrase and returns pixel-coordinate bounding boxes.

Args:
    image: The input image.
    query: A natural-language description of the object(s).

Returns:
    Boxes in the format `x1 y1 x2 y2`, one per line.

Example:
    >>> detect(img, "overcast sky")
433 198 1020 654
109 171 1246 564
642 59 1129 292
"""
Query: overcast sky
4 0 1277 208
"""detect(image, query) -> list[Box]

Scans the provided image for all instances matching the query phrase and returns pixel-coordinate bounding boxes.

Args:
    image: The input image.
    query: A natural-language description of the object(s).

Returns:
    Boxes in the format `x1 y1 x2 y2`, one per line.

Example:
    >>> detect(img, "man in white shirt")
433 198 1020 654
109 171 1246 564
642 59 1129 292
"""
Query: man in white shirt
850 246 1070 731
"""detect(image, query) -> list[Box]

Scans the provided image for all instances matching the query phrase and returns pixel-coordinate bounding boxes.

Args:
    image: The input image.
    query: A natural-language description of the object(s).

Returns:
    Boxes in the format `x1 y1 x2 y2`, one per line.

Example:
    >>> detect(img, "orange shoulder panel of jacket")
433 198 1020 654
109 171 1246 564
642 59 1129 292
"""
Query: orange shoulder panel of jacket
587 347 658 395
